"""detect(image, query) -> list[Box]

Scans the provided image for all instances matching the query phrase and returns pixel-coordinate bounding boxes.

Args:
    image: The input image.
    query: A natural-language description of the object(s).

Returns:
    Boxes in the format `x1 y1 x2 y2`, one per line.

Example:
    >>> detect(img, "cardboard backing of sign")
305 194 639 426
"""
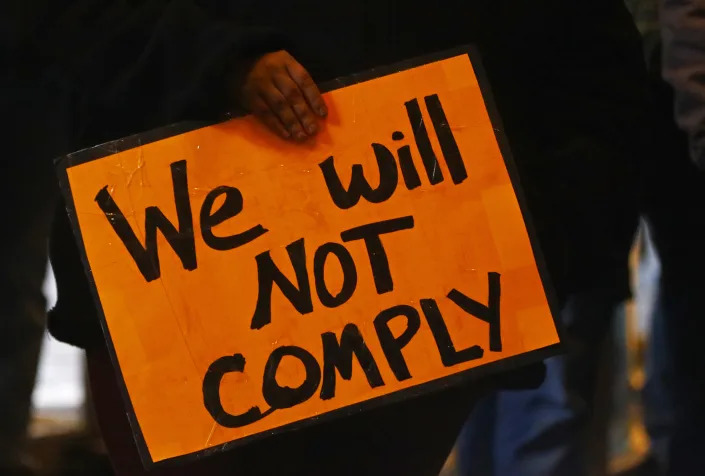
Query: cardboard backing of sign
58 47 562 467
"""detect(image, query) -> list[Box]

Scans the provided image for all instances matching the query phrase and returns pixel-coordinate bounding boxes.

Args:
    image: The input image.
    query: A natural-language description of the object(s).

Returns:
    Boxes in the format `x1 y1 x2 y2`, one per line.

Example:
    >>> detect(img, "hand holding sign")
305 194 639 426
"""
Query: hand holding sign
59 51 560 466
239 50 327 140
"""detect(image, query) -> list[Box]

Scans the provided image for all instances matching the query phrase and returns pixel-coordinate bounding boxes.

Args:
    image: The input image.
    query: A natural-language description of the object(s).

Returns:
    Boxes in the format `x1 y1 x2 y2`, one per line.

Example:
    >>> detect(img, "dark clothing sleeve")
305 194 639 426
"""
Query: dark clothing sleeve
47 0 284 349
661 0 705 169
49 208 102 349
46 0 283 146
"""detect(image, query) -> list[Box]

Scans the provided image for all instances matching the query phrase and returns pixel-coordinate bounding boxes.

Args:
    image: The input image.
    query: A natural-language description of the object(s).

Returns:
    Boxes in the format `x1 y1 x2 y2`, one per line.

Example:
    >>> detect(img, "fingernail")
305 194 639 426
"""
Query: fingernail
318 105 328 117
295 131 307 141
282 130 291 139
307 123 318 134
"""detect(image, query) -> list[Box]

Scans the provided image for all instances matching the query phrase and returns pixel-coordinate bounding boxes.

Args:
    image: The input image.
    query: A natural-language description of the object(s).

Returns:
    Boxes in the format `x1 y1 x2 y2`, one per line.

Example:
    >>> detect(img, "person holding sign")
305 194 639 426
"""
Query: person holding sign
46 1 651 475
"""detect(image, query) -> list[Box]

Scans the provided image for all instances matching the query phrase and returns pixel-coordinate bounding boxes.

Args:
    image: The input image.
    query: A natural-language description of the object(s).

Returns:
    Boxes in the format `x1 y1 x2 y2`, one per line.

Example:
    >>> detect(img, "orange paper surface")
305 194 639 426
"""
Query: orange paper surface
62 54 559 464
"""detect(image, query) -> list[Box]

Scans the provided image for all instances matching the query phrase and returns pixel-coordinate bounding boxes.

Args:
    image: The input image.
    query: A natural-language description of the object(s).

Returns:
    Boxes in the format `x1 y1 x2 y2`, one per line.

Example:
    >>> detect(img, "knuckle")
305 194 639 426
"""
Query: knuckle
297 107 315 122
247 75 266 92
278 110 296 125
299 74 315 88
310 98 324 110
272 97 287 111
264 64 280 76
283 87 301 102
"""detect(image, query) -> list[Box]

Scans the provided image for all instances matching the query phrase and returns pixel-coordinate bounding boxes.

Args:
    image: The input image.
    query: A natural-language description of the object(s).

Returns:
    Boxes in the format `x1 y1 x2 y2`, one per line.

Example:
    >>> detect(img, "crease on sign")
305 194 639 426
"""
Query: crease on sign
116 148 204 394
449 115 469 132
204 420 218 449
125 146 145 188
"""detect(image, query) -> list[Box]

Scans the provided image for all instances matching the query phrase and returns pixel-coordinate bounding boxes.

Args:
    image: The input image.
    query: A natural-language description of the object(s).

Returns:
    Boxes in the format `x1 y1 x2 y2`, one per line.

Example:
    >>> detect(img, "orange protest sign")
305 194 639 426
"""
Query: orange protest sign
59 50 560 465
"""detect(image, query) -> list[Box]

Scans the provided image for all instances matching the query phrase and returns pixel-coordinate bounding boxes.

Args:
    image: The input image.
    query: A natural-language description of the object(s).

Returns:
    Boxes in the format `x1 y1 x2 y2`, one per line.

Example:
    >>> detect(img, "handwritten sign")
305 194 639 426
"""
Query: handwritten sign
59 51 560 465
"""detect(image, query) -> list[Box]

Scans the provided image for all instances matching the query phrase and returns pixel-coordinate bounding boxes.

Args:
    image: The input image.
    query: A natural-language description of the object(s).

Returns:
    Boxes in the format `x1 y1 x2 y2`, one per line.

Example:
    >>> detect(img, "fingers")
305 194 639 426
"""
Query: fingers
272 71 319 136
250 97 291 140
260 85 308 140
286 60 327 118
